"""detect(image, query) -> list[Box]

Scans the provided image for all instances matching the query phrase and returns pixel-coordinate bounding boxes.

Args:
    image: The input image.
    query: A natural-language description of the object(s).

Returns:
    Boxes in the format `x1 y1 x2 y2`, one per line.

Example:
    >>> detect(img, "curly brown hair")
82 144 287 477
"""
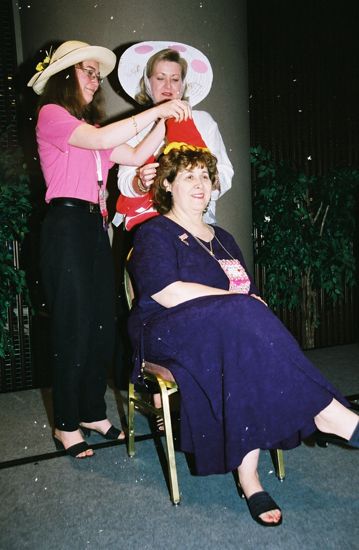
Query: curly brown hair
153 147 219 214
37 65 105 124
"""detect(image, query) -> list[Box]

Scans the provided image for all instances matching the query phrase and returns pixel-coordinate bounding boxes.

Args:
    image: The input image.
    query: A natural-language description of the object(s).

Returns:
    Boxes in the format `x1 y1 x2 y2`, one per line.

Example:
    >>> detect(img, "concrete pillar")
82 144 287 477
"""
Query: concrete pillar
17 0 252 266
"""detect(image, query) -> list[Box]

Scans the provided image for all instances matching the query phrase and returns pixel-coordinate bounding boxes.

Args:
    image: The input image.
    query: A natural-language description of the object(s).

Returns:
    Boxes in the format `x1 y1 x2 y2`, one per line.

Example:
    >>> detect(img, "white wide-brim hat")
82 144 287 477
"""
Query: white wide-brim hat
27 40 117 95
118 41 213 107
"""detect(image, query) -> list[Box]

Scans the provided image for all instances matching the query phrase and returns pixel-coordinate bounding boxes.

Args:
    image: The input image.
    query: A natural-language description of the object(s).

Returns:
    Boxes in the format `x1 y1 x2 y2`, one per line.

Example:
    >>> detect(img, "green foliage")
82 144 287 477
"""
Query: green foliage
251 146 359 346
0 145 32 357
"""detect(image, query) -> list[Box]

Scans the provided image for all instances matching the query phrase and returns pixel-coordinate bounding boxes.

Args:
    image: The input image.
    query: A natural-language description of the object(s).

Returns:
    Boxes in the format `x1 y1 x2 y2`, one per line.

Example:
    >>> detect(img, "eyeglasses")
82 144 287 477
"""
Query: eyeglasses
76 65 103 84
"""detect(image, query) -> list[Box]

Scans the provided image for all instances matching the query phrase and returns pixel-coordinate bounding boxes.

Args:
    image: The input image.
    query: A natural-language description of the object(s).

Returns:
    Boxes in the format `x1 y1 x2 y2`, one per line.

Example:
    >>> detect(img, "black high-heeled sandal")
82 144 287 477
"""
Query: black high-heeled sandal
53 436 94 458
154 414 165 432
350 422 359 446
245 491 283 527
80 425 124 441
315 421 359 449
314 422 359 449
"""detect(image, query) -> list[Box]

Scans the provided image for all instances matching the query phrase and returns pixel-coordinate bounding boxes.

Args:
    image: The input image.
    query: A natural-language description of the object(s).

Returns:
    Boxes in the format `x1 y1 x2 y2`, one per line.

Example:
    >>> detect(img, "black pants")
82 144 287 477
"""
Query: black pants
41 205 116 431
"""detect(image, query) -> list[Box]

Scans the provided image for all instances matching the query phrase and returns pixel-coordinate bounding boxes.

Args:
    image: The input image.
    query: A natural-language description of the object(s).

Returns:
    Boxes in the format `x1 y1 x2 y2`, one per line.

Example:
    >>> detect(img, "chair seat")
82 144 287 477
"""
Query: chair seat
143 361 177 383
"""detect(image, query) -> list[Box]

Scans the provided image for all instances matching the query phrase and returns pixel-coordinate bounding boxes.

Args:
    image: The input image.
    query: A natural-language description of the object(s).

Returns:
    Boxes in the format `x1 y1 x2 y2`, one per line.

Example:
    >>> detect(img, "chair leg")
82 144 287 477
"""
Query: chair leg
159 382 181 505
128 382 136 457
271 449 285 481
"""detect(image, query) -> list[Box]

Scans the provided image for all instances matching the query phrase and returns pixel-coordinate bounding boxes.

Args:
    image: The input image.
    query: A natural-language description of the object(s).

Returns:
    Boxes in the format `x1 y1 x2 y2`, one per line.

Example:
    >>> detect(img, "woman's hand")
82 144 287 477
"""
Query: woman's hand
136 162 159 192
250 293 268 306
155 99 192 122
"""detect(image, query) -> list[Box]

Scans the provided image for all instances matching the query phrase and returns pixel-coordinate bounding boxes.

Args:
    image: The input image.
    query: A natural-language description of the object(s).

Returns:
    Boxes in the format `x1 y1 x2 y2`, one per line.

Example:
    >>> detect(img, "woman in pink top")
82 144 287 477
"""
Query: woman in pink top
27 40 191 458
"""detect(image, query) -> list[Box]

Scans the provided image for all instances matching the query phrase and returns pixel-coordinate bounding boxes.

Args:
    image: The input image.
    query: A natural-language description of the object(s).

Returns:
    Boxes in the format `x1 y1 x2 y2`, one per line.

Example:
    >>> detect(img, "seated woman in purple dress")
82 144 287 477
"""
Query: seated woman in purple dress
127 146 359 527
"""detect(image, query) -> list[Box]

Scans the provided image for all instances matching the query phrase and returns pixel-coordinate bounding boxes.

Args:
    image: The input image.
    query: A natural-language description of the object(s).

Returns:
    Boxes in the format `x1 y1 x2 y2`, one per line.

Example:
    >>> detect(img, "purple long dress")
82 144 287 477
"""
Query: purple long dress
127 216 347 476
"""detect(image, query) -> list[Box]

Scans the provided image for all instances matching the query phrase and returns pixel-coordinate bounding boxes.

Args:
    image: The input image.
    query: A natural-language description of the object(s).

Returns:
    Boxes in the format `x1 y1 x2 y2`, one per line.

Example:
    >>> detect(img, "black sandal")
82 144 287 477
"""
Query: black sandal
81 425 124 441
53 436 94 458
154 415 165 432
245 491 282 527
315 421 359 449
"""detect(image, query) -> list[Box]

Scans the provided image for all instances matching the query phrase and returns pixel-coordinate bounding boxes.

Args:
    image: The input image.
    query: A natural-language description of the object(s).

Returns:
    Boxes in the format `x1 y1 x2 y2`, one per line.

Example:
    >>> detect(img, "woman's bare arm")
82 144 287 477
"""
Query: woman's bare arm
68 100 191 150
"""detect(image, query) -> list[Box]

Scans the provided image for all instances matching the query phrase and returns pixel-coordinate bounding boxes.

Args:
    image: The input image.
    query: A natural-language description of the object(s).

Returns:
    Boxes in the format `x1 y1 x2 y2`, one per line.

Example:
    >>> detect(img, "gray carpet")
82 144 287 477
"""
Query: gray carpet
0 344 358 549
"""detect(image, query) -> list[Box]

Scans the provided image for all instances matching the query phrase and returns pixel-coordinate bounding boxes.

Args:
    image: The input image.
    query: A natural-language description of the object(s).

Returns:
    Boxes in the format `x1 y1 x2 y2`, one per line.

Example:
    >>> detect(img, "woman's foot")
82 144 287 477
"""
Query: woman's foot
153 393 162 409
153 393 164 432
238 449 282 526
154 416 165 432
53 428 94 458
80 419 125 440
314 398 359 441
245 491 282 527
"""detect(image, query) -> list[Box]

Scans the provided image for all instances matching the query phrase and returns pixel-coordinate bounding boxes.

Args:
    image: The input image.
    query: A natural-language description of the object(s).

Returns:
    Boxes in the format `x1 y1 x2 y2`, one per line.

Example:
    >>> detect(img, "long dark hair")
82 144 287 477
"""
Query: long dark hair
153 148 219 214
37 65 105 124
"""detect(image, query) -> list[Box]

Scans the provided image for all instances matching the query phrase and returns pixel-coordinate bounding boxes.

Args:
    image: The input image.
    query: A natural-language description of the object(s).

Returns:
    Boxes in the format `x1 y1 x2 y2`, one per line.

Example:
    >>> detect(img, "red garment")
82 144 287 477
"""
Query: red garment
165 118 207 149
116 118 208 230
115 190 159 231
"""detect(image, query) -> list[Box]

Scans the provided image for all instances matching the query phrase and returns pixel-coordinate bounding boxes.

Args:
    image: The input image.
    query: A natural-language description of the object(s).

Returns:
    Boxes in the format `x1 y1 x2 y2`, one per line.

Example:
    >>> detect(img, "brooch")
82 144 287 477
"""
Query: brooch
178 233 189 246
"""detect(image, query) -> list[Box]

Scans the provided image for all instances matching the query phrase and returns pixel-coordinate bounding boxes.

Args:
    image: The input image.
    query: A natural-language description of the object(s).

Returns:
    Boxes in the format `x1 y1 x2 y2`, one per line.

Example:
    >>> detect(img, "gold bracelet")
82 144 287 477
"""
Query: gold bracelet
131 115 138 135
136 176 148 194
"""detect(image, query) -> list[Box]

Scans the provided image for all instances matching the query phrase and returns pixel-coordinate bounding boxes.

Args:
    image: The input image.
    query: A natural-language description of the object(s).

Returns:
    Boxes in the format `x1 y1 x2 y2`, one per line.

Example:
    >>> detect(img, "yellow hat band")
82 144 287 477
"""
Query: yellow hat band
163 142 210 155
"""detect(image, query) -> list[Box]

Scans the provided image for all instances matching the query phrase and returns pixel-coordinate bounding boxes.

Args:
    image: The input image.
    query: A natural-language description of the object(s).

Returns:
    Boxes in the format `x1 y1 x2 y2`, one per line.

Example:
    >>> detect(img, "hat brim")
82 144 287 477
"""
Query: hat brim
28 45 116 95
118 41 213 107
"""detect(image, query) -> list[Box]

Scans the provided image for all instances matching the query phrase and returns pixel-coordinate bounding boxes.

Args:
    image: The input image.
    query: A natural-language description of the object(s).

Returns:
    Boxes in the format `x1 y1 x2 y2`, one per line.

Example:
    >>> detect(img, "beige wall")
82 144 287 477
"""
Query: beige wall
17 0 252 266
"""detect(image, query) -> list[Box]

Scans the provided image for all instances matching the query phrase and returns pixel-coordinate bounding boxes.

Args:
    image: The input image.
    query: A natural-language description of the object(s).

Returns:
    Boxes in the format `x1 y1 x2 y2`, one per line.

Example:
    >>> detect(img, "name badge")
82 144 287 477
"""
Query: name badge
217 259 251 293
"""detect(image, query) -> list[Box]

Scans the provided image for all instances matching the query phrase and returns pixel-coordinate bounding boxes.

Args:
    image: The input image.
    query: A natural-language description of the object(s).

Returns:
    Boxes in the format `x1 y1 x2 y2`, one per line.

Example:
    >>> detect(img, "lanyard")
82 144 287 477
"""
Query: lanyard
190 231 251 293
93 150 108 230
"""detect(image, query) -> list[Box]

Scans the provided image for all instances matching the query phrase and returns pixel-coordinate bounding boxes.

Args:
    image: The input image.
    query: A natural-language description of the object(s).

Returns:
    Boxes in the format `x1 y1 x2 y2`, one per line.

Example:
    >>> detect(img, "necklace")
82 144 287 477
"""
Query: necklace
169 215 250 293
191 233 215 256
191 231 251 294
167 212 235 260
168 212 214 243
191 232 236 261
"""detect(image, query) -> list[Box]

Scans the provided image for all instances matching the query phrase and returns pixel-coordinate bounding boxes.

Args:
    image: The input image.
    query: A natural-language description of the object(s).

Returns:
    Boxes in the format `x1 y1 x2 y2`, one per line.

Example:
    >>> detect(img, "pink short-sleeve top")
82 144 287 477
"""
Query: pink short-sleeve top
36 104 114 203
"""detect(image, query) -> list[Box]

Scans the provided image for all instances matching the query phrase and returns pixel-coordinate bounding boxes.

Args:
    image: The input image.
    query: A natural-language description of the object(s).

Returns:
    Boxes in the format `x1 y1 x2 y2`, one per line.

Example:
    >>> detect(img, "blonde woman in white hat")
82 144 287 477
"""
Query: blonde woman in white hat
27 40 191 459
115 41 234 227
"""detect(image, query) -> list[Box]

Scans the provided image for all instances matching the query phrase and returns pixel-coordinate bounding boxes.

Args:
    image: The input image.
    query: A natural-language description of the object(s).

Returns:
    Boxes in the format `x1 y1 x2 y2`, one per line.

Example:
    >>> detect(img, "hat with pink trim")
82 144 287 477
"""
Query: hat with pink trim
118 41 213 107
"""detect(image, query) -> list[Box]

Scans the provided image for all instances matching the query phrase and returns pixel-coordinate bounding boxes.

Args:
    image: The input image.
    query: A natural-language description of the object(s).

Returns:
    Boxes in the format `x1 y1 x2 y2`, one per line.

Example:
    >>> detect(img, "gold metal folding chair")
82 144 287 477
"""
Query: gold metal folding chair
124 258 285 505
124 260 181 504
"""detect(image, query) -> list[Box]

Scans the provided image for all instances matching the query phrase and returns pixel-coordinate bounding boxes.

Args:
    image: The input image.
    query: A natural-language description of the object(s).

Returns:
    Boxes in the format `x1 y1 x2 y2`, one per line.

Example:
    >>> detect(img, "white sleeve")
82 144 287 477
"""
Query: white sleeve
193 110 234 197
116 123 164 197
193 111 234 224
117 164 139 197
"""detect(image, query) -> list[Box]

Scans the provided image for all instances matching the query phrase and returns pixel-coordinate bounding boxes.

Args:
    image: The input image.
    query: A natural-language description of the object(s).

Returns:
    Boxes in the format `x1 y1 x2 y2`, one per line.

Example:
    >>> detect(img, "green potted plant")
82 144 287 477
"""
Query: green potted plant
251 146 359 349
0 136 31 358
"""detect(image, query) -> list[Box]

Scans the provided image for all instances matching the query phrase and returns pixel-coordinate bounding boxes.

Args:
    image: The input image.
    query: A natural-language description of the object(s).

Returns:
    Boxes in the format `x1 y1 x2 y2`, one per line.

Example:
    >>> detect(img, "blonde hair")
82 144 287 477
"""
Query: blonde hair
135 49 188 105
